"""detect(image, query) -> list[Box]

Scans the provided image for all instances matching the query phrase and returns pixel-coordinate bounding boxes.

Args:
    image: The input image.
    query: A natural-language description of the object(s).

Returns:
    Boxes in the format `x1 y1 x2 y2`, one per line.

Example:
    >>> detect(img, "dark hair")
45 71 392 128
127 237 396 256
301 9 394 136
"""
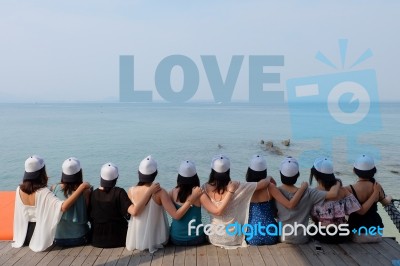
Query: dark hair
309 167 336 191
102 180 117 193
208 169 231 194
137 181 153 186
176 174 200 202
60 170 83 198
138 170 158 184
19 167 48 195
246 168 266 182
280 172 300 185
353 167 377 182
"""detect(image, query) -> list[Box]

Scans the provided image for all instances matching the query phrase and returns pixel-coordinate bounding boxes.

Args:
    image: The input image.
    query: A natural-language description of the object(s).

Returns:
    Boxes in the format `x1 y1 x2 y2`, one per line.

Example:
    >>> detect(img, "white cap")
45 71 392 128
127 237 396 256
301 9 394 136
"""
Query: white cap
25 155 45 173
249 155 267 171
211 155 230 173
354 154 375 171
24 155 46 180
101 162 119 181
62 157 81 175
313 158 334 174
280 157 299 177
139 155 157 175
179 160 197 177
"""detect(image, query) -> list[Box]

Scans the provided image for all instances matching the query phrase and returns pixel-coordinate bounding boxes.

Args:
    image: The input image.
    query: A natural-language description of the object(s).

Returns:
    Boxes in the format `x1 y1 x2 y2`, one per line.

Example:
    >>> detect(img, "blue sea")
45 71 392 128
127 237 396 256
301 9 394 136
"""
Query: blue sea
0 103 399 238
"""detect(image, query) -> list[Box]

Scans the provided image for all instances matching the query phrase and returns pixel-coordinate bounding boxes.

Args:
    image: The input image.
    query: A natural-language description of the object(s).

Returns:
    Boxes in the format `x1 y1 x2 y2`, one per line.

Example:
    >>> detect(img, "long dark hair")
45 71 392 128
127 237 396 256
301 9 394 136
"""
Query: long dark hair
280 172 299 185
176 174 200 203
19 167 48 195
137 181 153 186
353 167 377 183
60 170 83 197
246 168 266 182
208 169 231 194
310 167 336 191
103 180 117 193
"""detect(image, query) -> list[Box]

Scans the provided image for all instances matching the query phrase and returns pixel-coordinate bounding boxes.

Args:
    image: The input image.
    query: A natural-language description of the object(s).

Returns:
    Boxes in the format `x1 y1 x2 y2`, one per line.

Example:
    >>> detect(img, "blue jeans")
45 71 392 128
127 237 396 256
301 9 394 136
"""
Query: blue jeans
54 233 90 247
170 234 206 246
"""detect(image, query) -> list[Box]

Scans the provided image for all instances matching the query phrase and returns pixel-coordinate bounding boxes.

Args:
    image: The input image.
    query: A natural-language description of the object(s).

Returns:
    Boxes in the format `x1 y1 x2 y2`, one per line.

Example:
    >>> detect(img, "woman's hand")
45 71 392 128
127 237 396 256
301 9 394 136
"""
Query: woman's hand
372 182 382 202
300 182 308 190
188 187 203 202
149 182 161 195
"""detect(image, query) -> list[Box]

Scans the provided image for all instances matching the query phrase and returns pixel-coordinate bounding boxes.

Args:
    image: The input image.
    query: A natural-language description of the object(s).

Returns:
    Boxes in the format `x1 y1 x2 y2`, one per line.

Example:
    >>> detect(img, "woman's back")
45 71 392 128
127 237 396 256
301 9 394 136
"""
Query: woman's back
53 184 89 241
13 186 64 251
312 187 360 225
170 201 203 245
203 182 257 248
348 181 374 203
248 200 278 245
347 180 384 232
250 188 271 203
126 186 169 253
90 187 131 248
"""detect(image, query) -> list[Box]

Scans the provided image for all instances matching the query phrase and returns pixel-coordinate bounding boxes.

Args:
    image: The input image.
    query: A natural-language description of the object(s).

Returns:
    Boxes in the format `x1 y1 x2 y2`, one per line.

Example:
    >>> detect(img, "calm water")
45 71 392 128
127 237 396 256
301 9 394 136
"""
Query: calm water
0 103 399 238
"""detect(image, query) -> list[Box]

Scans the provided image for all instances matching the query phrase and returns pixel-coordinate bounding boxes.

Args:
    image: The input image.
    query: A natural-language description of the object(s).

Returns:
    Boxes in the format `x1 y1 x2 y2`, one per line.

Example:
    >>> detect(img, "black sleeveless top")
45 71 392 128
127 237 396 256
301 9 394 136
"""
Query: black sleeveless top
348 184 383 230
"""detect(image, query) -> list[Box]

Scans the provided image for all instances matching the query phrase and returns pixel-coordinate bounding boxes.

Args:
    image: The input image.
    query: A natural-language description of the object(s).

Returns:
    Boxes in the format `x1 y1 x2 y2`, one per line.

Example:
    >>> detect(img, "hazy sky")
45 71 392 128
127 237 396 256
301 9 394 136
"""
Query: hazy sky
0 1 399 102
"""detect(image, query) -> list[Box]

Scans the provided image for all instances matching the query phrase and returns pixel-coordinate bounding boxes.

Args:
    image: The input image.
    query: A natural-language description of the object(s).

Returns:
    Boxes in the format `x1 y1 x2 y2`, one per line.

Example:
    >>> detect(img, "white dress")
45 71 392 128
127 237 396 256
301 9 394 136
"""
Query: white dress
202 182 257 249
12 187 63 252
126 188 169 253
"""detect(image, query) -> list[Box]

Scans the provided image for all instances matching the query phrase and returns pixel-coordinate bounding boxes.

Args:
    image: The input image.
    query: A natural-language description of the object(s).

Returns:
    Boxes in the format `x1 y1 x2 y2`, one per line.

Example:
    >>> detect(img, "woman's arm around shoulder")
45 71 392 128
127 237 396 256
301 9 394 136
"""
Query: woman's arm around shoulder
200 181 238 215
128 183 161 216
255 177 271 191
356 182 381 215
269 182 308 209
159 187 202 220
325 181 340 200
61 182 91 212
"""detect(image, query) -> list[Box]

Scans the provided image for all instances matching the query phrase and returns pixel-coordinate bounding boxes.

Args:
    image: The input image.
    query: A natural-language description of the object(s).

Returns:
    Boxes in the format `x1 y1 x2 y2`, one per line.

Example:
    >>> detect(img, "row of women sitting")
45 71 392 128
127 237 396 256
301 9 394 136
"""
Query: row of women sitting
12 154 391 252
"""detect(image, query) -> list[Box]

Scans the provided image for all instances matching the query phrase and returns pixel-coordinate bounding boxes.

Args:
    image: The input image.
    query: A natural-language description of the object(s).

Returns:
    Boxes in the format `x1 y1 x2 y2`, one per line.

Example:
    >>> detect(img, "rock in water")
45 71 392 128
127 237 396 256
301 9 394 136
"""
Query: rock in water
271 146 283 155
265 141 274 149
282 139 290 146
260 140 265 144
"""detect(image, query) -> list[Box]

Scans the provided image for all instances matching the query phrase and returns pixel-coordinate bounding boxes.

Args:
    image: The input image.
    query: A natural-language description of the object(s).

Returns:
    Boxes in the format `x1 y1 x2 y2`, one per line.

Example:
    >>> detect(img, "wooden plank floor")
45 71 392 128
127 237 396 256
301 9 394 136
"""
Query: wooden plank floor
1 238 399 266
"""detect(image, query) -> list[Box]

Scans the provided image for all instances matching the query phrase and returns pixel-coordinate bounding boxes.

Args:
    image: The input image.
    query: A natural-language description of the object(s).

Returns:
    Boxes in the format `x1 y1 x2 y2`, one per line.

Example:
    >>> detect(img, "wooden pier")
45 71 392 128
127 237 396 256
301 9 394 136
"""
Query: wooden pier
1 238 400 266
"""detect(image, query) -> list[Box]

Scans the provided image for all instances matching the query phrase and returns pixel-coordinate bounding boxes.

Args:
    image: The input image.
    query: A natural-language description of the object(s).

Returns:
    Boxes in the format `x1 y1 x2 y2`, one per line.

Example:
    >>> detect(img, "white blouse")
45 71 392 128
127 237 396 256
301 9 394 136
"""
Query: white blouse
12 186 63 252
203 182 257 249
126 190 169 253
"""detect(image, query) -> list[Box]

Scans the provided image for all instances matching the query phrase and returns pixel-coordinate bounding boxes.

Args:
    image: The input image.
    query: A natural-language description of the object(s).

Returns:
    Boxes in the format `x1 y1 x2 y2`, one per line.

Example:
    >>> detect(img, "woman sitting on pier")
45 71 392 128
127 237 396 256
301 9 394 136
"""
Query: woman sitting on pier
310 158 362 244
169 160 238 246
346 155 392 243
52 157 91 247
202 155 270 249
245 155 308 245
90 162 160 248
125 156 202 253
12 155 90 252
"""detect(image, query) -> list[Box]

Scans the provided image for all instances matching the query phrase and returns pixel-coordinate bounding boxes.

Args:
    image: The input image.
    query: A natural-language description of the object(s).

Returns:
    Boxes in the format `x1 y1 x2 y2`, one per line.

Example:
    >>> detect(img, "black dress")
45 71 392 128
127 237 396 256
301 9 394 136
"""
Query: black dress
348 184 384 231
90 187 132 248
